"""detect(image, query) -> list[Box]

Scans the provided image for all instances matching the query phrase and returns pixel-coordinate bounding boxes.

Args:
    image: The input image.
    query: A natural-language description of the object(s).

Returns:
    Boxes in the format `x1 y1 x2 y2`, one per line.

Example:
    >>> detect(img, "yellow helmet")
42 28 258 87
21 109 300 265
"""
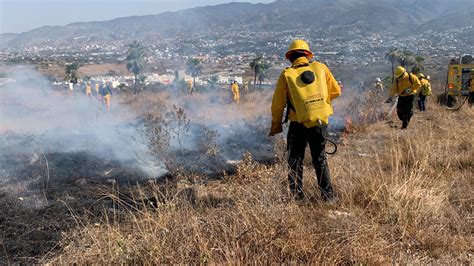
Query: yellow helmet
395 66 406 78
417 73 425 79
285 39 314 60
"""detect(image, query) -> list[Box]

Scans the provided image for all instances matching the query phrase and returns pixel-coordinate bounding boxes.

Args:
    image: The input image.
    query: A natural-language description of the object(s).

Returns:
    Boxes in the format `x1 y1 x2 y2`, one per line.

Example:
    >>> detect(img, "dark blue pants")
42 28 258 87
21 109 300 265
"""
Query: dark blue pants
287 122 333 199
418 95 426 111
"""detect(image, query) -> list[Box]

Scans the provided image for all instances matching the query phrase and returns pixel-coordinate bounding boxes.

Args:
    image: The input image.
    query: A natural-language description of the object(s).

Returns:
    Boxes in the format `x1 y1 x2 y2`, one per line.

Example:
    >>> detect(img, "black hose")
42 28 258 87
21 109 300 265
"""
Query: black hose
447 96 469 111
325 138 338 155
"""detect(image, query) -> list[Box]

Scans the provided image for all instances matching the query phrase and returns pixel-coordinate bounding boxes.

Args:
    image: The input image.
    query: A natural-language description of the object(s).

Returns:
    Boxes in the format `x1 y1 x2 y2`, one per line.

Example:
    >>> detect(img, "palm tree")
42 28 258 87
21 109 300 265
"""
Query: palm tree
207 75 219 90
186 58 203 95
399 50 416 68
385 48 400 82
257 63 271 89
64 63 79 84
126 41 146 89
249 56 263 90
411 55 425 74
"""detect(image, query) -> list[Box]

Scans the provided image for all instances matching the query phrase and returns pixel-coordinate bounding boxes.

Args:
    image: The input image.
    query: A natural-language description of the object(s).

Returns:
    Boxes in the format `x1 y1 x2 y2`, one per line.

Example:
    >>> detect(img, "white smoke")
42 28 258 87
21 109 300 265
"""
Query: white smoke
0 66 165 180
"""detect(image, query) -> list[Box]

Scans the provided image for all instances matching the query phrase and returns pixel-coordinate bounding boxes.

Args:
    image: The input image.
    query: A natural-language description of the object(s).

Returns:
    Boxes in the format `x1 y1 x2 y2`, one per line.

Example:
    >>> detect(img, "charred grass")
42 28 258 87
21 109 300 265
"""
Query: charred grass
41 95 474 264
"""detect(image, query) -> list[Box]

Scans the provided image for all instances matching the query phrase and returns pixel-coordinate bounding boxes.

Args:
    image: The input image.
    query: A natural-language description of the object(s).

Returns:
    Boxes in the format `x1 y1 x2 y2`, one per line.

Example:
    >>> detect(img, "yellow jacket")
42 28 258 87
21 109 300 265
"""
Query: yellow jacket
231 83 239 94
419 78 432 96
271 57 341 125
389 73 421 97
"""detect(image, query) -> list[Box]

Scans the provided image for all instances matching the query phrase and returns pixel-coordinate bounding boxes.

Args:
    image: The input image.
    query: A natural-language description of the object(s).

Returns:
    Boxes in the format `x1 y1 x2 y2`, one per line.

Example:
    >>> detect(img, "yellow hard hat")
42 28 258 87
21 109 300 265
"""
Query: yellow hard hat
417 73 425 79
285 39 314 60
395 66 406 78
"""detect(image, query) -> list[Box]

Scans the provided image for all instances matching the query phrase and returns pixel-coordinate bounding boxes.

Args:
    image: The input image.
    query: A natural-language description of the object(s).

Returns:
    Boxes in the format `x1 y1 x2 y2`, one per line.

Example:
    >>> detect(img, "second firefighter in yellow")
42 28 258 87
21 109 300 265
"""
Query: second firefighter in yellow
417 73 432 111
231 81 240 104
270 39 341 202
387 66 421 129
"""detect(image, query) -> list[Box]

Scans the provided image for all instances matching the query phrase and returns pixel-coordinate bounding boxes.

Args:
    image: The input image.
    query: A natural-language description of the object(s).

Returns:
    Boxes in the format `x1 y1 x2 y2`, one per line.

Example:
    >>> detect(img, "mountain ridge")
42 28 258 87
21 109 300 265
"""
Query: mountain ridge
3 0 474 47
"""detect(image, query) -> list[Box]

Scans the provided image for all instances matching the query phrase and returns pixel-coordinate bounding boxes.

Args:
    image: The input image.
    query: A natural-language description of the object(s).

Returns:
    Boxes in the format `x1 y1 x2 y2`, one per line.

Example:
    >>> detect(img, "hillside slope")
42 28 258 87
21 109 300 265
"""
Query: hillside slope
5 0 474 47
47 94 473 264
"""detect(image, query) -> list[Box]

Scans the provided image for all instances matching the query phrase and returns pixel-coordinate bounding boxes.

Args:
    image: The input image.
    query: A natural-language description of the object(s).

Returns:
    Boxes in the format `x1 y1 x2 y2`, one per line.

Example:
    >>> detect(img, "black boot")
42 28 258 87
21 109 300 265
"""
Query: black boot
321 190 339 204
401 121 408 129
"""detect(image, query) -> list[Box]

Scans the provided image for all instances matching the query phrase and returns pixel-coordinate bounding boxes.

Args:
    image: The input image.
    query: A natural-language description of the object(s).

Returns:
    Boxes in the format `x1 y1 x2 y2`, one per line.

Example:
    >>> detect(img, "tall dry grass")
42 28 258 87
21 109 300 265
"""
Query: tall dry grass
50 95 473 264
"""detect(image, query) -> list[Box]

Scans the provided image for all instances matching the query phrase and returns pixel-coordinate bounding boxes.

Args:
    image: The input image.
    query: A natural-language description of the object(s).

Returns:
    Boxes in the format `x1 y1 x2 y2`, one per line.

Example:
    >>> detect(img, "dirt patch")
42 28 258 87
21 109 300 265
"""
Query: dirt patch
0 179 108 263
78 64 129 77
0 141 159 263
36 63 129 81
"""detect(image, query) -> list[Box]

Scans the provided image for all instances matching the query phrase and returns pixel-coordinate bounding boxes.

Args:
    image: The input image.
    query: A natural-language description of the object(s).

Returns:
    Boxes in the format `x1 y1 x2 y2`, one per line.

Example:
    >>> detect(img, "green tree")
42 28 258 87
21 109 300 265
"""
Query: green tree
126 41 146 89
186 58 203 95
249 56 263 90
411 56 425 74
207 75 219 90
64 63 79 84
399 50 416 68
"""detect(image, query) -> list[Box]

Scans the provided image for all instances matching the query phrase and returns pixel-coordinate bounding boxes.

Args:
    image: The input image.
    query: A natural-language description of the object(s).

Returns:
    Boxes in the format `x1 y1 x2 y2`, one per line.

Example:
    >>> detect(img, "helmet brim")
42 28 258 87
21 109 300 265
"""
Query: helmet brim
396 72 405 79
285 49 314 60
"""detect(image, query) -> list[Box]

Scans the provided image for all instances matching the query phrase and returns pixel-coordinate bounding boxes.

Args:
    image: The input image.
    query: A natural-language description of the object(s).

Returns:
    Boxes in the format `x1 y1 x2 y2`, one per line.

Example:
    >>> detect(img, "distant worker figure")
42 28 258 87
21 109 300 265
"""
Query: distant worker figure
242 82 249 94
417 73 432 111
99 81 113 111
469 78 474 106
374 77 384 94
269 40 341 202
188 80 194 95
386 66 421 129
85 82 92 97
95 82 100 94
337 80 344 92
231 80 240 104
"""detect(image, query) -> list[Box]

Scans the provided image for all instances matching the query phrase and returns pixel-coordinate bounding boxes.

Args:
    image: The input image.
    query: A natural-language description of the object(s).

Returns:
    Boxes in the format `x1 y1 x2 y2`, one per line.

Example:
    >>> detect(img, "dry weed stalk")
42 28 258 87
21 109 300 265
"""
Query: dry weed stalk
49 95 473 264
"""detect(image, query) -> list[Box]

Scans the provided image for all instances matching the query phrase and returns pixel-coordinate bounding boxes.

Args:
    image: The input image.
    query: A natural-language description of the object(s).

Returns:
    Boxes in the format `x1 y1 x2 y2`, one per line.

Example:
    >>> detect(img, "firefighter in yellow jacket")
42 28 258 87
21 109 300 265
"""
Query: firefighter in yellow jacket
99 81 113 111
269 40 341 202
386 66 421 129
85 82 92 97
231 80 240 104
417 73 431 111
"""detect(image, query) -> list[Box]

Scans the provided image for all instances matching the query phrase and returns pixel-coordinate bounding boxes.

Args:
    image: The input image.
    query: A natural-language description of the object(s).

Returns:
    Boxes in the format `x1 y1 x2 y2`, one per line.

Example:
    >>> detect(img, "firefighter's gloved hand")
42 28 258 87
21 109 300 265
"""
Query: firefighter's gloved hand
269 121 283 136
403 89 411 95
385 97 393 104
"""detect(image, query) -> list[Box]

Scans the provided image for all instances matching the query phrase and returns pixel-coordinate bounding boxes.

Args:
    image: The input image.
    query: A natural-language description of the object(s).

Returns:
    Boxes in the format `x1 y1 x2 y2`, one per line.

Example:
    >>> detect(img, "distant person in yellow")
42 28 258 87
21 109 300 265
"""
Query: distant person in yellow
417 73 432 111
95 82 100 94
187 80 193 95
231 80 240 104
99 81 113 111
269 39 341 202
85 82 92 97
386 66 421 129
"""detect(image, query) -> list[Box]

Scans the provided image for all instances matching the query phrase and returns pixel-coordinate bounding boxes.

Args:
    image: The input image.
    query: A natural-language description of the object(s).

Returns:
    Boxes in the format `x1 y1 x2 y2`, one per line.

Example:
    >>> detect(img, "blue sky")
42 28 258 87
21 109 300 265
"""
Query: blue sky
0 0 275 34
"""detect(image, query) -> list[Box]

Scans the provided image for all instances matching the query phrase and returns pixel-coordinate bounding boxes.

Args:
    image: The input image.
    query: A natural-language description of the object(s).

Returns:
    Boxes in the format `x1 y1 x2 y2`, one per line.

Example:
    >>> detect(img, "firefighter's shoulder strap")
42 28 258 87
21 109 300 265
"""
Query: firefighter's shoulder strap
408 73 414 85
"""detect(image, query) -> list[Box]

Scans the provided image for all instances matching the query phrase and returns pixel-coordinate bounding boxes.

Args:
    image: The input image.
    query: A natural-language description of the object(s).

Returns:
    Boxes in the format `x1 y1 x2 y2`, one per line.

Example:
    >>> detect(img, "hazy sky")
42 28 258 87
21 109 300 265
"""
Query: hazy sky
0 0 275 34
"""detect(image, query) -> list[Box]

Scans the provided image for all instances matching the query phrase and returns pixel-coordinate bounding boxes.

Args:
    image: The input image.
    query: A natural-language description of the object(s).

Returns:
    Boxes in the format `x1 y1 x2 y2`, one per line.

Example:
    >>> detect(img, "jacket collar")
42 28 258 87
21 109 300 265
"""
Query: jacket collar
291 57 310 68
397 72 409 81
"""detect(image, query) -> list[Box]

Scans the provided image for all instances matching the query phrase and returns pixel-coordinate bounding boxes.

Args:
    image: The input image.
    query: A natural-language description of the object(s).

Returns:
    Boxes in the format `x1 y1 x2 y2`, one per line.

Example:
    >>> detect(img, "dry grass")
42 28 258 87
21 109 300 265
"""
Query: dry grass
36 63 129 80
50 95 473 264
